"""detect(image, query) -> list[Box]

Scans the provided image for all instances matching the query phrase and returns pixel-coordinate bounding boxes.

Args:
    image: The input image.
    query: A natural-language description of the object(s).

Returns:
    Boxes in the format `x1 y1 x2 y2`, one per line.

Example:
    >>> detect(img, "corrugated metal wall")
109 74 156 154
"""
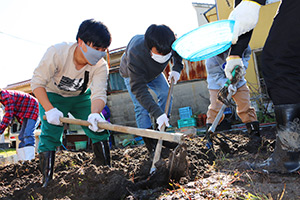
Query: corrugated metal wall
163 59 207 82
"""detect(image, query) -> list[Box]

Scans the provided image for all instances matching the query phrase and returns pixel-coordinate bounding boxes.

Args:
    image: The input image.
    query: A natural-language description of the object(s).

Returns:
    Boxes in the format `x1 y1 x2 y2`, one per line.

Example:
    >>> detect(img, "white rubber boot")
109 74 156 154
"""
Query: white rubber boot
23 146 35 161
17 148 25 161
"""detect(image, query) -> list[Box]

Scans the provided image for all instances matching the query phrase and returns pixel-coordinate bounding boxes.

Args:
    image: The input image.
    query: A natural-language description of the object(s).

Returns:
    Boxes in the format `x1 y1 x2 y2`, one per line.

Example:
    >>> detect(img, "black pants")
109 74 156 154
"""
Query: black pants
262 1 300 105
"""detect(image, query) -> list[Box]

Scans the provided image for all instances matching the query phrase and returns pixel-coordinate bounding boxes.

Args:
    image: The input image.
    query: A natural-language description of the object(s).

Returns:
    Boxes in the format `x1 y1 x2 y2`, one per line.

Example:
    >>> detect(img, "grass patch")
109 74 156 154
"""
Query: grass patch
0 148 16 158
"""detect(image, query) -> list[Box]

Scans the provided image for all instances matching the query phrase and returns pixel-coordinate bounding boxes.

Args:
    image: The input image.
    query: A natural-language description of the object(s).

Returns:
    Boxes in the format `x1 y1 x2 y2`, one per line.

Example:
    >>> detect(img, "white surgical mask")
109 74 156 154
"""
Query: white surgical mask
80 44 106 65
151 51 172 63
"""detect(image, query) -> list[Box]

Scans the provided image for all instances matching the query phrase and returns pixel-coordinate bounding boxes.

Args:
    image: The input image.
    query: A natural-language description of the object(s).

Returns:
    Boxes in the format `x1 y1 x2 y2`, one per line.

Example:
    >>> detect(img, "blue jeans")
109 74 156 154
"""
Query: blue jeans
123 73 172 129
18 118 40 148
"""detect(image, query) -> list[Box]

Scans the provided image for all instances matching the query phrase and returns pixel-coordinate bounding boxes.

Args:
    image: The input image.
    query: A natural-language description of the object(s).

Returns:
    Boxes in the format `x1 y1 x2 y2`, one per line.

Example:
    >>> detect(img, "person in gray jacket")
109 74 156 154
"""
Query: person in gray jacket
205 46 259 139
119 24 183 155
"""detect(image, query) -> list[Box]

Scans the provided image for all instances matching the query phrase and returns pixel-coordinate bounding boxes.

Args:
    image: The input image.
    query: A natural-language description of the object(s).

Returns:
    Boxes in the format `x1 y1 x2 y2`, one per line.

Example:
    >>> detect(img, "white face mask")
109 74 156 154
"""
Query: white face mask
151 51 172 63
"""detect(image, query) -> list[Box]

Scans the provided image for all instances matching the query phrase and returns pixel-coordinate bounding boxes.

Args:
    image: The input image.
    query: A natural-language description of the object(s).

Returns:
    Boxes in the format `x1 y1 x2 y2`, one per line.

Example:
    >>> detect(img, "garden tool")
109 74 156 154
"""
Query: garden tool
217 65 244 106
168 142 188 181
149 77 188 177
150 78 175 174
43 115 185 171
206 65 243 150
43 116 184 144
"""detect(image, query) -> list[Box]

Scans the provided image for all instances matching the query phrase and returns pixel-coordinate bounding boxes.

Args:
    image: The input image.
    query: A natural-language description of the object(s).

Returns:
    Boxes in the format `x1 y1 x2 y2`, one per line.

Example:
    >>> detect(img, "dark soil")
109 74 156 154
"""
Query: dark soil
1 124 300 200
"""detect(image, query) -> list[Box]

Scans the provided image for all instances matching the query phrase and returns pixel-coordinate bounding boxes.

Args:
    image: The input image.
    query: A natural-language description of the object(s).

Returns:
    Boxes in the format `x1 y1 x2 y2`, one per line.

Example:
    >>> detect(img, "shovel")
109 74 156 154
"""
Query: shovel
150 78 175 174
206 66 242 150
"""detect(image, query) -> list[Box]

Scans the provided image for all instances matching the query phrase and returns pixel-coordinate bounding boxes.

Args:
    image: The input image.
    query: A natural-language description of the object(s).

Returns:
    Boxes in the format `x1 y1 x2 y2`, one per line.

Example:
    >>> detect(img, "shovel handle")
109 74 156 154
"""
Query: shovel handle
150 78 175 174
42 115 183 143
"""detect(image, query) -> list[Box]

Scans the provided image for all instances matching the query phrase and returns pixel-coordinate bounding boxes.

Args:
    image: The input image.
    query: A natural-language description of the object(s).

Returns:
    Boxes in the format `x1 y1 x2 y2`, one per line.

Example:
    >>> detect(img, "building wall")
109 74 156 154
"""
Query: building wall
192 3 216 26
107 80 209 127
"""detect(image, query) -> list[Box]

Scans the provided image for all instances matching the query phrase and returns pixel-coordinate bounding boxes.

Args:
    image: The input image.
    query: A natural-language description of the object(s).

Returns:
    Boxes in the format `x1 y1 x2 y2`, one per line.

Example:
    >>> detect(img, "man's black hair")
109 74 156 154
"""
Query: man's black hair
76 19 111 48
144 24 175 55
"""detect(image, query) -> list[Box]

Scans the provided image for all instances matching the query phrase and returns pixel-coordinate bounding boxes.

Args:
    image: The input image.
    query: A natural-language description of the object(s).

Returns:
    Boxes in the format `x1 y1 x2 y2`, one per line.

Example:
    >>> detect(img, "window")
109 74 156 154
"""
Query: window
252 48 268 95
107 71 127 93
252 48 275 123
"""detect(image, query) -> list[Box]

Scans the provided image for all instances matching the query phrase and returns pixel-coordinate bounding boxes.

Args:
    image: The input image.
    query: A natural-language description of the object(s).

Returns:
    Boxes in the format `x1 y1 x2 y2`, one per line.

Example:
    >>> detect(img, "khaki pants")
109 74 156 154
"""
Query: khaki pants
206 84 257 124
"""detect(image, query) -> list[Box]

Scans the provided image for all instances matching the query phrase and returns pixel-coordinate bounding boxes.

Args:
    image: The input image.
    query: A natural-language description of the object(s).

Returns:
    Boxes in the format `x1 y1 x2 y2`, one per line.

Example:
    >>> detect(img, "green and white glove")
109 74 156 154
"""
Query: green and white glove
228 84 237 95
224 57 245 81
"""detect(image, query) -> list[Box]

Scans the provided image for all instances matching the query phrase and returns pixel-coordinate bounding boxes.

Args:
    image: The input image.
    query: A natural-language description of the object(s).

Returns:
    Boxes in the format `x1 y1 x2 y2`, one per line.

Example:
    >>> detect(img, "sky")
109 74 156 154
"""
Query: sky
0 0 215 88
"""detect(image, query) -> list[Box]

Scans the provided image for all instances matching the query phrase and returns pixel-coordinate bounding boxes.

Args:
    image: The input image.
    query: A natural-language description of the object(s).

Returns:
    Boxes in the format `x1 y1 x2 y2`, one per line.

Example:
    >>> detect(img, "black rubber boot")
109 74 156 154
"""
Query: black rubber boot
276 104 300 172
249 103 300 173
245 121 261 147
143 137 157 158
246 121 260 137
142 127 157 158
205 123 213 149
92 141 111 167
162 140 178 149
39 151 55 187
284 152 300 172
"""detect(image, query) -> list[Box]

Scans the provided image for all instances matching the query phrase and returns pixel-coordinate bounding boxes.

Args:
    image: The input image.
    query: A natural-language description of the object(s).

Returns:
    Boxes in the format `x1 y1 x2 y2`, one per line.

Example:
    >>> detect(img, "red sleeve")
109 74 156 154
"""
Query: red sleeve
0 97 15 134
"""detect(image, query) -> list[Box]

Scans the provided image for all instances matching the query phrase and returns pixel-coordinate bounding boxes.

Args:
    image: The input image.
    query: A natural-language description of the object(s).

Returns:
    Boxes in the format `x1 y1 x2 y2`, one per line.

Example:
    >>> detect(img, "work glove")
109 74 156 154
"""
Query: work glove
87 113 106 132
229 0 261 44
228 84 237 96
156 113 170 131
45 108 63 126
224 57 245 81
168 71 180 84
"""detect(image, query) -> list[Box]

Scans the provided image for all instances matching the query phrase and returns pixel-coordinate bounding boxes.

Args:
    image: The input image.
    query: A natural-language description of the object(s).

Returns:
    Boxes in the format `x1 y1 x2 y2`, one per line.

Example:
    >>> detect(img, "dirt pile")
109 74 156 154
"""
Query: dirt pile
1 125 300 200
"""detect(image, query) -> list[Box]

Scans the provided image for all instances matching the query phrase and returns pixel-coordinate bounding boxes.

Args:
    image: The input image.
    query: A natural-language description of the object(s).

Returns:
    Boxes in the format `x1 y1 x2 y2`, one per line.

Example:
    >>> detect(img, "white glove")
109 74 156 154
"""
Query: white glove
229 0 261 44
228 84 237 95
87 113 106 132
45 108 63 126
168 71 180 84
156 113 170 131
224 57 245 81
